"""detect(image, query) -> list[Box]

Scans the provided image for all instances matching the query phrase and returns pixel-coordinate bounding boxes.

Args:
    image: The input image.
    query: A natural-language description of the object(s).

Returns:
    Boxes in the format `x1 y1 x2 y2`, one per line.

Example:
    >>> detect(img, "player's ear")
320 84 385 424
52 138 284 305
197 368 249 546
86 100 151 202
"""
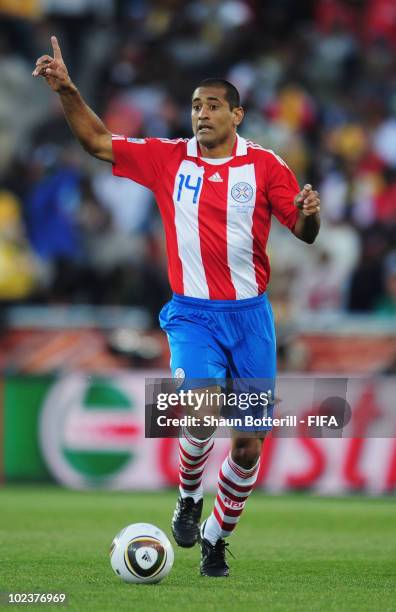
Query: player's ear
233 106 244 127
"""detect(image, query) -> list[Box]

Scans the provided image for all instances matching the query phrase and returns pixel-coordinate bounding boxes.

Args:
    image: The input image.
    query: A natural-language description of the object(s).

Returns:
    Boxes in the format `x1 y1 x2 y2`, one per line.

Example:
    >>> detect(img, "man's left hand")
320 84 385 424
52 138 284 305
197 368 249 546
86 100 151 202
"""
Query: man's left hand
294 184 320 216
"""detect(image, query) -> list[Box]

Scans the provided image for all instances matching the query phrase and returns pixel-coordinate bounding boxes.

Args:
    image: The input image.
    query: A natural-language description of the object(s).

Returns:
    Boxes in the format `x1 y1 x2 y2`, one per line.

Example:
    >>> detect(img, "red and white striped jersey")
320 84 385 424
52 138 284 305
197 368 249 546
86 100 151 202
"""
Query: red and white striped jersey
112 134 300 300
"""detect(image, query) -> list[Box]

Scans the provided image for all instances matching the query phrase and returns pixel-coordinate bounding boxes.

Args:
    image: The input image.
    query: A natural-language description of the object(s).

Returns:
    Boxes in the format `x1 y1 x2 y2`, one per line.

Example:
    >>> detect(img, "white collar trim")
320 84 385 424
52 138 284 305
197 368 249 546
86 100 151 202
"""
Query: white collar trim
187 134 247 157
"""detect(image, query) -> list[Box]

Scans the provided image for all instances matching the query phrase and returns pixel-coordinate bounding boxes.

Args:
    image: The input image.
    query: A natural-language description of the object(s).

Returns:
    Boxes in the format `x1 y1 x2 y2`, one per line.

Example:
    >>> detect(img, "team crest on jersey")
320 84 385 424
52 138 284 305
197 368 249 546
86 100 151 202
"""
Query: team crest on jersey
127 138 146 144
231 182 254 203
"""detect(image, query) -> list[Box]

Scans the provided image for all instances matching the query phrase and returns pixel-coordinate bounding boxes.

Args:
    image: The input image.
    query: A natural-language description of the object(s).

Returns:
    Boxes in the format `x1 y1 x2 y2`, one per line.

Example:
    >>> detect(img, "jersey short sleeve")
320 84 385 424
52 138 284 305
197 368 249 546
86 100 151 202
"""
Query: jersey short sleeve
112 136 165 190
265 152 300 230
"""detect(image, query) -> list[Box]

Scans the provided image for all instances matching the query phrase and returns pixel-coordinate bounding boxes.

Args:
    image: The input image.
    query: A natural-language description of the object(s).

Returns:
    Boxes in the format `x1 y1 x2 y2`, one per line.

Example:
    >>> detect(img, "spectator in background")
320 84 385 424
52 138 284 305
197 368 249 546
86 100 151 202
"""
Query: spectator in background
22 143 85 301
375 251 396 316
92 171 153 237
0 190 38 301
347 225 388 312
0 33 50 172
23 144 83 264
38 0 113 74
374 167 396 223
79 173 156 307
0 0 41 60
364 0 396 50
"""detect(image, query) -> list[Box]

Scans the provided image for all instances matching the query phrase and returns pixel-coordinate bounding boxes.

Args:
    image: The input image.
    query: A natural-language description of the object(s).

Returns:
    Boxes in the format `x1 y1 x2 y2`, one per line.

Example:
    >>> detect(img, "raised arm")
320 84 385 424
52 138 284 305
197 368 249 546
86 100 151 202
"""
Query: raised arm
33 36 113 163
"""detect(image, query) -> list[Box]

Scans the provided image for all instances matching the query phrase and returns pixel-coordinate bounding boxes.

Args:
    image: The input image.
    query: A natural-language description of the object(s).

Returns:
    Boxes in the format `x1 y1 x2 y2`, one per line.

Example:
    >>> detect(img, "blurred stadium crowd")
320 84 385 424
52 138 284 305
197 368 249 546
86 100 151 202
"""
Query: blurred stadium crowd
1 0 396 322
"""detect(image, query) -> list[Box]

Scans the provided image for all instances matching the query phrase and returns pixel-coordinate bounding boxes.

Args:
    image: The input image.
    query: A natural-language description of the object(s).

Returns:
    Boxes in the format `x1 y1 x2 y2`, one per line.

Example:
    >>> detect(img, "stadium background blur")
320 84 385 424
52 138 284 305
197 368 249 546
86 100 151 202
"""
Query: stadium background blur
1 0 396 495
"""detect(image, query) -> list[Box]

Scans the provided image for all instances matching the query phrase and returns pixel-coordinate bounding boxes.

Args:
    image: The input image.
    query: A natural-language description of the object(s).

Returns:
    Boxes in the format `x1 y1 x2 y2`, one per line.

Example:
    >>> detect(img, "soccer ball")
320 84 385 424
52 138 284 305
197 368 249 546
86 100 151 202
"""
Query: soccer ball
109 523 174 584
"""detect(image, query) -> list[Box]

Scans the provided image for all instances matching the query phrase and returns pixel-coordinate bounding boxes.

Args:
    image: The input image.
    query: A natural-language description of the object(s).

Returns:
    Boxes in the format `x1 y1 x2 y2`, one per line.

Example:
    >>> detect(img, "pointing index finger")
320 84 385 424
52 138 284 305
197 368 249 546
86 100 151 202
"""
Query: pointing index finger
51 36 63 60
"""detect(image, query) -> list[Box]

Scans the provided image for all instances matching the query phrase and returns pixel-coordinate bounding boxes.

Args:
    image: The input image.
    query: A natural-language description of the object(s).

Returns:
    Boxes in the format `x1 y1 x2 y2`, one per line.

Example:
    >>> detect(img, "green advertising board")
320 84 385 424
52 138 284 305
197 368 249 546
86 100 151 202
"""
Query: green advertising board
4 376 53 481
1 374 141 486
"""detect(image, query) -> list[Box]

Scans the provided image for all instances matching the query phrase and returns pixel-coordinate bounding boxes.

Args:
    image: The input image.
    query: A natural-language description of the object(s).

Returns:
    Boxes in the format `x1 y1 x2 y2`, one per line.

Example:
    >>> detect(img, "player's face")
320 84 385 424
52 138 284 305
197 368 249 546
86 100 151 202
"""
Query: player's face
191 87 243 149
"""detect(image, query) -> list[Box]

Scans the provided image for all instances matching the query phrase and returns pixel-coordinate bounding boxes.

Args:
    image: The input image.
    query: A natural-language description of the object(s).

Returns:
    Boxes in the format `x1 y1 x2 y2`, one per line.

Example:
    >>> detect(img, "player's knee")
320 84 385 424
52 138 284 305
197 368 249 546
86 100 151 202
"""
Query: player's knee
231 438 263 469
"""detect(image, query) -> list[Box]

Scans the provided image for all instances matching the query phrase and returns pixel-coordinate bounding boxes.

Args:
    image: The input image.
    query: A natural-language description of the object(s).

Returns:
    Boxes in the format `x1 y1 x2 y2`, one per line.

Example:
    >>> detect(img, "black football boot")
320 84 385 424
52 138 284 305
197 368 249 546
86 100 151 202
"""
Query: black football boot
200 521 231 577
171 496 203 547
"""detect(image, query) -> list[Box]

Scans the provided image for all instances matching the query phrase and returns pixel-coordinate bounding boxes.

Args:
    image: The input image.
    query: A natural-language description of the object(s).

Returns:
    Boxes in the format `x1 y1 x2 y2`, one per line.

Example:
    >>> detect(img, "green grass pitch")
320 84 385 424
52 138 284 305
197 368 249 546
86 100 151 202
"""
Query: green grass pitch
0 486 395 611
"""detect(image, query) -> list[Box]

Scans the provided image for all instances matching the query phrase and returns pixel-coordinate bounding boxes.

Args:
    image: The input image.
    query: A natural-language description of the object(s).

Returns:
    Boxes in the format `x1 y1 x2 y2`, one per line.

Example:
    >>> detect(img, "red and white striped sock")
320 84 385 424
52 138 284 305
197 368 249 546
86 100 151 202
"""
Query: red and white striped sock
202 452 260 544
178 428 215 502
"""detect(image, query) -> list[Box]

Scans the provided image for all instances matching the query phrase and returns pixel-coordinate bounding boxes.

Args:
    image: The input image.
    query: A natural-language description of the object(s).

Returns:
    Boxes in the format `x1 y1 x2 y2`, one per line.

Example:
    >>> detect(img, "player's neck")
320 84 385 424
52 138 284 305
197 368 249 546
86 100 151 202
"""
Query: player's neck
198 133 237 159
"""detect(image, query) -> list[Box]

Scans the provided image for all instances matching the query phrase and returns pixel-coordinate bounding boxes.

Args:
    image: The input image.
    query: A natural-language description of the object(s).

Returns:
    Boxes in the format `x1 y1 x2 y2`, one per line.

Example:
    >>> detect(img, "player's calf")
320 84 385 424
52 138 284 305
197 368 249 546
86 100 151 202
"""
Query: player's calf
199 446 262 573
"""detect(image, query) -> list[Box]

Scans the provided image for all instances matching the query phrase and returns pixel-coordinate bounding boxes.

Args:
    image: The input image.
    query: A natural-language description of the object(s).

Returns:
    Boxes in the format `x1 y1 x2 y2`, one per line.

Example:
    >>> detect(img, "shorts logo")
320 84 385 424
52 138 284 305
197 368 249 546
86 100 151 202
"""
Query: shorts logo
174 368 185 388
231 182 254 203
127 138 146 144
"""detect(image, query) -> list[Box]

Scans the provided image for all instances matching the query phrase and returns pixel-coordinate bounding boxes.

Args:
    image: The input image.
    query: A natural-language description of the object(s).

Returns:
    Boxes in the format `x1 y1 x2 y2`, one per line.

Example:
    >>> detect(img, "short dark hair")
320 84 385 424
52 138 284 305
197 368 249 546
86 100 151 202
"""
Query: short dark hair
195 78 241 110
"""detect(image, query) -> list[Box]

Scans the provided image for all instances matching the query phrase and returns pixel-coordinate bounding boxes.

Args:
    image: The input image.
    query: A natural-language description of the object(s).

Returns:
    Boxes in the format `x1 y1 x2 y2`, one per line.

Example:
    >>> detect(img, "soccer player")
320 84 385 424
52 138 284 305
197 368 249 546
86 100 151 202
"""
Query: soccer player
33 37 320 578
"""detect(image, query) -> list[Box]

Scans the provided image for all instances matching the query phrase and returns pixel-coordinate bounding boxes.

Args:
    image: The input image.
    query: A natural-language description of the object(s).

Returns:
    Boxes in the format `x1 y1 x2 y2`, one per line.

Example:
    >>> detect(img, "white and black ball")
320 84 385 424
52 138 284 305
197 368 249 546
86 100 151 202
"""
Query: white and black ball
110 523 174 584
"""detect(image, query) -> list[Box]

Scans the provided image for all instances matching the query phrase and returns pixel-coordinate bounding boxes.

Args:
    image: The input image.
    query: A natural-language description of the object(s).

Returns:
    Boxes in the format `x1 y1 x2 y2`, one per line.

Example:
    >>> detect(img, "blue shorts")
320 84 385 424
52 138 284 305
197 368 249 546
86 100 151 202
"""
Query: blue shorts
159 293 276 431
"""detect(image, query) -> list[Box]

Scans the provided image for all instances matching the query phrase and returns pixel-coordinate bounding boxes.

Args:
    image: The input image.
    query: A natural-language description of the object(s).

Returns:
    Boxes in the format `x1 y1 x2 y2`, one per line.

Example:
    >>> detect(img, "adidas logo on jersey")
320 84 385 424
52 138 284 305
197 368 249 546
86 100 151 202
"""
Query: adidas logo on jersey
208 172 223 182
